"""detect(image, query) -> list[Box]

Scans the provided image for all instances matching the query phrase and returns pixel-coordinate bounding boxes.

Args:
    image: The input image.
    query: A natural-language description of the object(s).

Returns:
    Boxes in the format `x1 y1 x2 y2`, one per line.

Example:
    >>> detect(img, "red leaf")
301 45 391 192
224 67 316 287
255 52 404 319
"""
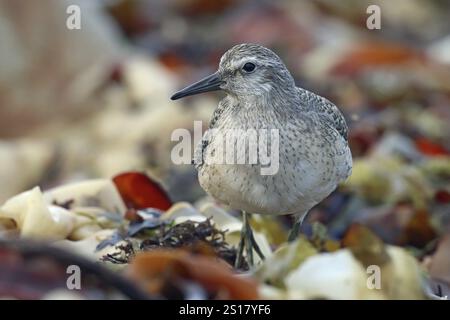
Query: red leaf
113 172 172 211
415 137 449 156
435 190 450 204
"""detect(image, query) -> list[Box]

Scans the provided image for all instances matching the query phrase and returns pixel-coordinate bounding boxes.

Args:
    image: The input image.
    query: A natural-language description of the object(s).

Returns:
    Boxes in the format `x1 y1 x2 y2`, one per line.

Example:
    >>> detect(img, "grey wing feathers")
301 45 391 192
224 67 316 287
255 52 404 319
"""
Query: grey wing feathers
300 89 348 140
316 97 348 141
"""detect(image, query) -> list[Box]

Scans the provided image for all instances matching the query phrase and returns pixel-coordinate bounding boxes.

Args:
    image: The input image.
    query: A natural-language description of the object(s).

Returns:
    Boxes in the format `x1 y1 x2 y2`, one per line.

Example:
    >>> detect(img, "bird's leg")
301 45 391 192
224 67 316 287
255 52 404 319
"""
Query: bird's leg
235 211 248 269
234 211 265 269
248 221 265 261
244 212 254 266
235 228 246 269
288 212 307 242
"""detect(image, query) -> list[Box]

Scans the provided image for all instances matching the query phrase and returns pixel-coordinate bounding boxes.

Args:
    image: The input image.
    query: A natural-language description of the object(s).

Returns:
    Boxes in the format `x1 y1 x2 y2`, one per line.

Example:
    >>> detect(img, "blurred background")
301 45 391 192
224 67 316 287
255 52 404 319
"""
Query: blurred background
1 0 449 248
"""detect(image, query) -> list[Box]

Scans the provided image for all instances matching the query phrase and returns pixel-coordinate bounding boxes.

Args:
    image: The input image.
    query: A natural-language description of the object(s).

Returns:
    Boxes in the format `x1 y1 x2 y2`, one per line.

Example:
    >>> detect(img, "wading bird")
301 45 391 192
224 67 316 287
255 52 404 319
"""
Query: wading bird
171 44 352 267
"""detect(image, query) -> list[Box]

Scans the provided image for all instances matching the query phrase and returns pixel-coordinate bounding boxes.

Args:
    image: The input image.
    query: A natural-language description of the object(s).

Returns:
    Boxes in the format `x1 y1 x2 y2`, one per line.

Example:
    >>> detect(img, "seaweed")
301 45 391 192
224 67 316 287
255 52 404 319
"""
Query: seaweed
101 218 246 269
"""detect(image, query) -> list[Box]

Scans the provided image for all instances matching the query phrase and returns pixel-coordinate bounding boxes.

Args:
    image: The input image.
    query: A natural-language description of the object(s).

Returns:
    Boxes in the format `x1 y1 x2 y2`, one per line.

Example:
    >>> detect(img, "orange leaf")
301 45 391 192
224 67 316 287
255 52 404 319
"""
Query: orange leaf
128 250 259 299
402 209 437 248
342 223 389 267
158 52 188 72
332 42 424 76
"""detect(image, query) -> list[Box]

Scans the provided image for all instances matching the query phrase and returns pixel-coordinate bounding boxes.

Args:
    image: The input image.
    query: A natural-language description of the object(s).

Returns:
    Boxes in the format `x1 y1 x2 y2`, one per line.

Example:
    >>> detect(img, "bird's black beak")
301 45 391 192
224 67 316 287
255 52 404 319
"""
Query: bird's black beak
171 71 222 100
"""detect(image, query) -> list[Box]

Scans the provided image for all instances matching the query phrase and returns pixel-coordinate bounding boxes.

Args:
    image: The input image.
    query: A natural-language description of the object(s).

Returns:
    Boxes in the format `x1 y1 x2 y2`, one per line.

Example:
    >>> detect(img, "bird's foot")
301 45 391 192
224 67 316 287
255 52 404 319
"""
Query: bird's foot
234 212 265 269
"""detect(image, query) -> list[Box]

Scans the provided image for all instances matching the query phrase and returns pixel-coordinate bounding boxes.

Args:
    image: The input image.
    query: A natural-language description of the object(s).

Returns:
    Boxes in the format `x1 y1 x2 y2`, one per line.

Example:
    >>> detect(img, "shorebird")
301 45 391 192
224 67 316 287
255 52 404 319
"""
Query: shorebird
171 43 352 267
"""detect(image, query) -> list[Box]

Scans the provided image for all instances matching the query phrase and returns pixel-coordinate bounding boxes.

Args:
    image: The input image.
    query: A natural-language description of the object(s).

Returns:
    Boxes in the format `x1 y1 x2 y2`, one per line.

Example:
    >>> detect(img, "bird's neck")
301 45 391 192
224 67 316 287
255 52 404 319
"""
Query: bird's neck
228 84 297 111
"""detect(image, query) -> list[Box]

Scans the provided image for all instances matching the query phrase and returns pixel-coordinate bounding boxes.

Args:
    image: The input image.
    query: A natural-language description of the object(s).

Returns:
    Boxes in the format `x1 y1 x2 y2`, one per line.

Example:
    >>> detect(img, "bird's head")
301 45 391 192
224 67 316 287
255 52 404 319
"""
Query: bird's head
171 43 295 101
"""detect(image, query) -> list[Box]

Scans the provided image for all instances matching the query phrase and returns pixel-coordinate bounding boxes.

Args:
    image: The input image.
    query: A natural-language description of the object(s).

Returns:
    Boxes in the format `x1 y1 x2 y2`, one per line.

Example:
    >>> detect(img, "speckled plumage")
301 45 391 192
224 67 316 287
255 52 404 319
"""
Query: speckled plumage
194 43 352 222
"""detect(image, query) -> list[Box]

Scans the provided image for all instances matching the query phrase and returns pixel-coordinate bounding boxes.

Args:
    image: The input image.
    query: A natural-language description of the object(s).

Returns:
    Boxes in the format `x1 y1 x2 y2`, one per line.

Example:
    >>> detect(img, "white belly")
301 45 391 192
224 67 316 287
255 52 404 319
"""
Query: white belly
198 142 351 216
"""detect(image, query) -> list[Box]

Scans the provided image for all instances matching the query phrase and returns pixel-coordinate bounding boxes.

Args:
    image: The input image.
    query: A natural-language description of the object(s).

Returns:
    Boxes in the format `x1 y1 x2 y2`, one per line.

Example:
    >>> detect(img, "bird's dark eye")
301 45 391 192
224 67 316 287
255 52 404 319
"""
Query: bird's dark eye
242 62 256 73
